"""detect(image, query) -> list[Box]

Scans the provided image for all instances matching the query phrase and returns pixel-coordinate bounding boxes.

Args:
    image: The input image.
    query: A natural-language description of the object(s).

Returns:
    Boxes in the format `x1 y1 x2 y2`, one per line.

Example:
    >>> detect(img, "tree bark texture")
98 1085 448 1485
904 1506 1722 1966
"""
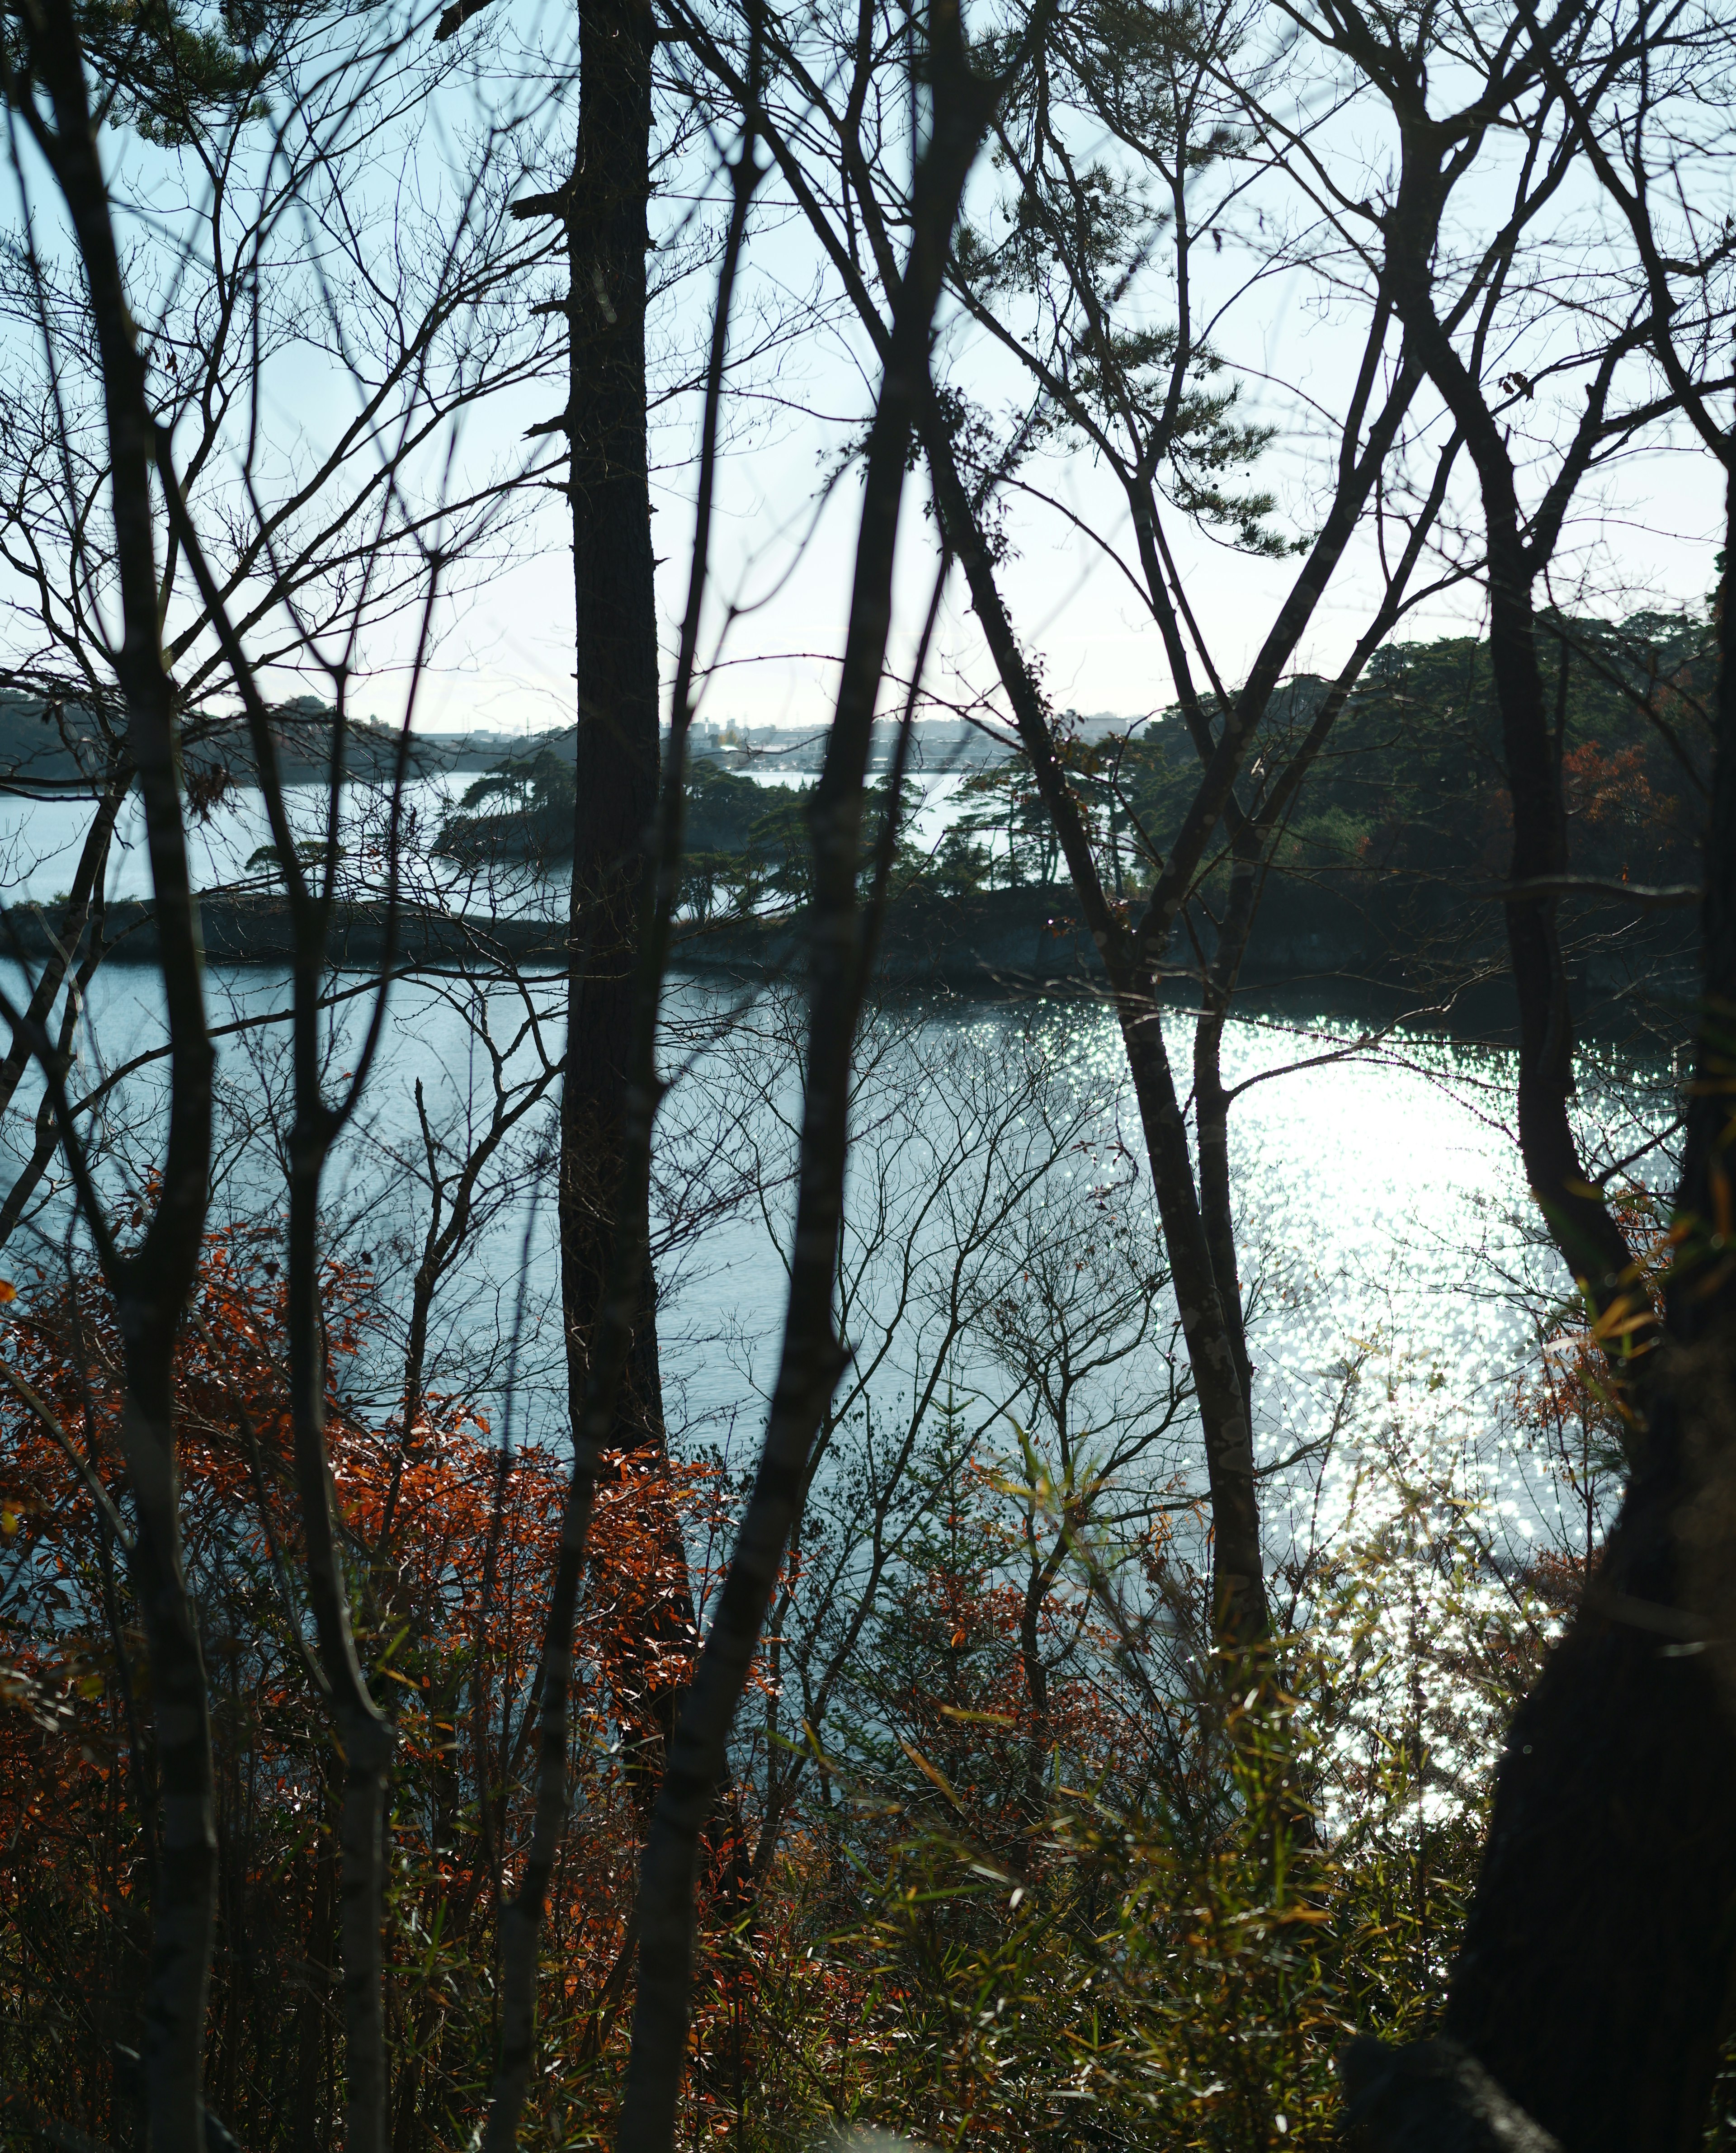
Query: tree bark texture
1191 837 1260 1433
559 0 696 1805
1359 492 1736 2153
17 17 219 2153
480 79 762 2152
1380 119 1642 1332
614 35 1006 2143
1340 2037 1562 2152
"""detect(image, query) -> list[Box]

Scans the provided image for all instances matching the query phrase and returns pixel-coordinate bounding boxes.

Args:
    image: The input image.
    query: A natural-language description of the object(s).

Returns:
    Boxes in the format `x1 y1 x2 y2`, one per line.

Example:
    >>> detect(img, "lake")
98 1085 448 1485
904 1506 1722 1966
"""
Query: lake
0 781 1679 1615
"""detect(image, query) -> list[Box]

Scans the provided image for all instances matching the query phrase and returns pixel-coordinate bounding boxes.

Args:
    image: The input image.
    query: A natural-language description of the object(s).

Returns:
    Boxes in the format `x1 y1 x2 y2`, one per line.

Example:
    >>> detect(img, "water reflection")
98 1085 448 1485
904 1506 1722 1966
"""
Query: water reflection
0 783 1679 1695
0 940 1670 1549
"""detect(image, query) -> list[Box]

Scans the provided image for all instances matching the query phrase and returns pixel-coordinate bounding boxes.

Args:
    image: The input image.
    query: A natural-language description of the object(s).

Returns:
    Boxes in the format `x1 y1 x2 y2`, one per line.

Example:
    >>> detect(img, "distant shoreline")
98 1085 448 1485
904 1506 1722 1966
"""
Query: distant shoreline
0 881 1694 1043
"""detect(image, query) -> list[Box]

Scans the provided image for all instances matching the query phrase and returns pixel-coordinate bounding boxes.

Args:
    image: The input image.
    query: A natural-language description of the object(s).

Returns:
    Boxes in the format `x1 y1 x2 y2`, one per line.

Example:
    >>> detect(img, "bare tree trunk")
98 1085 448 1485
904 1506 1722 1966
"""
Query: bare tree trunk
561 0 664 1465
290 1824 336 2153
613 26 1012 2141
921 352 1458 1646
923 425 1270 1641
286 1140 396 2153
153 436 423 2153
476 76 764 2153
1374 104 1652 1367
1191 836 1260 1433
9 18 218 2152
1393 468 1736 2153
513 0 699 1813
928 354 1416 1638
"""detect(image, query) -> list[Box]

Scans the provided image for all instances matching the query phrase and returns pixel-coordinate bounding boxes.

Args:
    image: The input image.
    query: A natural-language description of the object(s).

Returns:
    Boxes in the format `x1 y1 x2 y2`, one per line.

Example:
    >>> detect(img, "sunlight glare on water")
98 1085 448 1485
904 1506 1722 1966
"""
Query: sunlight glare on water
0 767 1675 1637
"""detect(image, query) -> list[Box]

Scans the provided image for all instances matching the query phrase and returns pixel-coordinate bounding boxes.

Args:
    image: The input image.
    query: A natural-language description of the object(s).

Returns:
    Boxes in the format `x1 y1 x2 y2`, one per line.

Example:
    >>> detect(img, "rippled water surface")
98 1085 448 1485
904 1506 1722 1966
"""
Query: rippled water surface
0 785 1678 1579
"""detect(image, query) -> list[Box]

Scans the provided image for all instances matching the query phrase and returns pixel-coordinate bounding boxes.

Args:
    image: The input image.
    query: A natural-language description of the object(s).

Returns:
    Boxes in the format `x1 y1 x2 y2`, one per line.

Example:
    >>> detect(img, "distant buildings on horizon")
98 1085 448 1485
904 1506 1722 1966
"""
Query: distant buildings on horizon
665 709 1141 772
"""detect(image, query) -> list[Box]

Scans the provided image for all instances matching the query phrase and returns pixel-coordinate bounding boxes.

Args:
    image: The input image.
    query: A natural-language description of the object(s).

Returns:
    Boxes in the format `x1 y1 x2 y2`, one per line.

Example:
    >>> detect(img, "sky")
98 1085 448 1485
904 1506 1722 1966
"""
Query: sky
394 10 1731 745
2 0 1728 745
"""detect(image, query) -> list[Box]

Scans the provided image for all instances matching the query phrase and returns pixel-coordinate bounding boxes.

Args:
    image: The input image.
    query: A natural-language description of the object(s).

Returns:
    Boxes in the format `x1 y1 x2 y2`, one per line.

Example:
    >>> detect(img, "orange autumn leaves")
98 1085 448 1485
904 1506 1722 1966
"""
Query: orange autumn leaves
3 1230 1190 2150
0 1229 723 2144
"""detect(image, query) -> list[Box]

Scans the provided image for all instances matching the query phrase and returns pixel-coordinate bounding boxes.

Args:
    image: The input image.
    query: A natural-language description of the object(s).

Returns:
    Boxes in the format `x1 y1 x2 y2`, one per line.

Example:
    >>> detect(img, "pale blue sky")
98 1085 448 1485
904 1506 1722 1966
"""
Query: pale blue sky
3 0 1726 745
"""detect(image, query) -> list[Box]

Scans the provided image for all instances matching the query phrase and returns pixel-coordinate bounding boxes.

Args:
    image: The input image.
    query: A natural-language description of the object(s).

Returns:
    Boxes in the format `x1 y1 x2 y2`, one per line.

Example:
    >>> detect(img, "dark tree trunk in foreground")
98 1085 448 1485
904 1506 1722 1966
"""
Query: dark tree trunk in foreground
557 0 696 1802
478 63 764 2149
1429 488 1736 2152
1352 488 1736 2152
1318 15 1736 2141
13 17 219 2153
563 0 661 1431
1366 52 1655 1375
613 15 1018 2137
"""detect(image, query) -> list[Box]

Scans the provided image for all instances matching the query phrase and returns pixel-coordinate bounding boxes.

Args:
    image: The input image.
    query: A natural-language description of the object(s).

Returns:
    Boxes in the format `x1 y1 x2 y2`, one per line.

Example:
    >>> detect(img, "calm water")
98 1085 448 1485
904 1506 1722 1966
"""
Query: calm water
0 769 979 910
0 784 1679 1599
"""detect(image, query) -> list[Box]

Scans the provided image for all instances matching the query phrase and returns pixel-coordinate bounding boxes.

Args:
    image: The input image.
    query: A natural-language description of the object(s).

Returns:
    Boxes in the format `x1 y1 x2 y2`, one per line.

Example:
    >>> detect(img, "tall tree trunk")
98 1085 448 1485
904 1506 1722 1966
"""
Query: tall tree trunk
614 33 1009 2137
19 18 220 2151
560 0 696 1808
478 59 764 2153
1358 489 1736 2153
1477 488 1637 1307
1192 836 1260 1434
290 1827 335 2153
924 425 1269 1644
1380 137 1645 1357
156 434 410 2153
